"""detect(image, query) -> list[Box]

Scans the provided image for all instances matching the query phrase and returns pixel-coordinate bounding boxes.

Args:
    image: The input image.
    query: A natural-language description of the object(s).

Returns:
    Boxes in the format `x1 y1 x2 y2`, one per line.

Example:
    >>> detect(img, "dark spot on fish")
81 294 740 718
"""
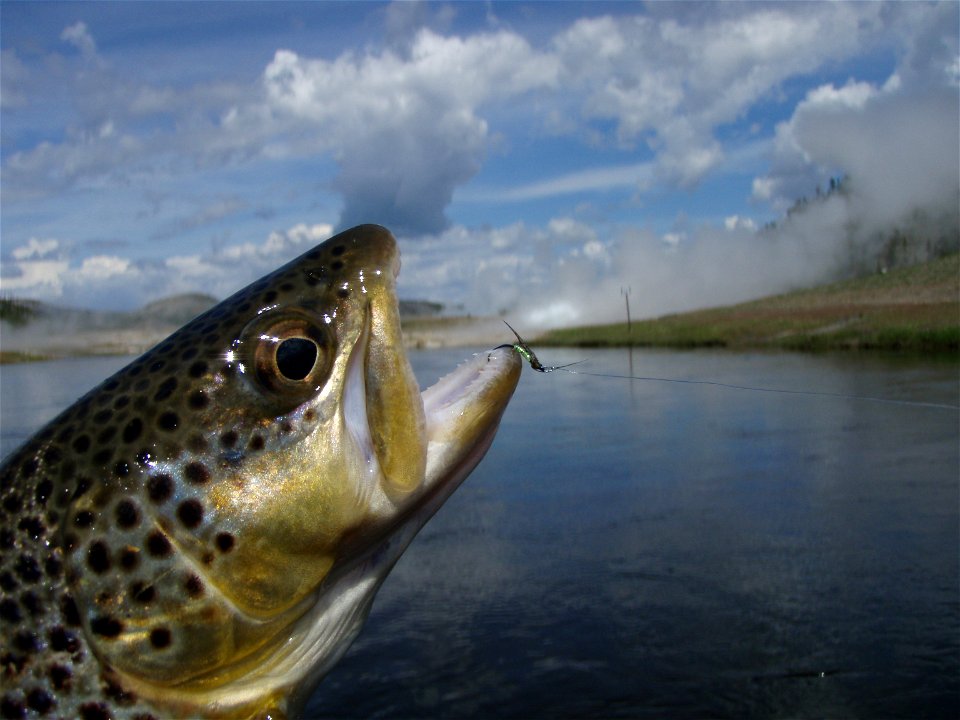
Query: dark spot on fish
104 378 121 391
280 420 295 434
0 695 26 720
115 500 140 529
131 581 156 604
158 412 179 431
280 281 295 292
35 478 53 505
188 361 208 378
184 574 204 598
74 510 95 528
91 615 123 638
0 573 15 591
114 461 130 478
17 517 44 540
181 346 198 361
0 599 21 623
79 702 111 720
92 448 112 465
3 494 22 513
49 627 80 653
148 360 166 374
25 688 53 715
150 627 172 649
123 418 143 444
177 499 204 528
331 260 344 272
0 529 13 550
103 678 137 706
20 457 39 478
147 474 173 503
216 532 235 553
220 430 238 448
13 631 37 653
114 394 131 409
45 553 63 579
332 244 346 256
249 434 265 452
14 555 41 584
93 409 112 424
134 378 150 392
49 664 72 690
188 389 209 409
19 591 41 616
184 462 210 485
61 594 81 626
73 435 92 453
119 547 139 571
337 287 350 299
87 542 111 574
146 531 172 558
153 377 177 402
304 408 317 422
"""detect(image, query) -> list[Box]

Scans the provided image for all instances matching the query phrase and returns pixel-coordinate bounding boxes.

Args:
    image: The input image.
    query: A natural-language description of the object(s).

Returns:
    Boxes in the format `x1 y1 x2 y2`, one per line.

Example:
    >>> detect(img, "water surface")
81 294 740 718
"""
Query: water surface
1 349 957 718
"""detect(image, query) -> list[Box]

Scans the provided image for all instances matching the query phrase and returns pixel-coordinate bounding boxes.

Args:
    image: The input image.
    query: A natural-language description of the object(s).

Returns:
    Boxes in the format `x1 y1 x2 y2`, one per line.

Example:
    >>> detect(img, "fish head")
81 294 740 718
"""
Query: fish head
55 225 521 716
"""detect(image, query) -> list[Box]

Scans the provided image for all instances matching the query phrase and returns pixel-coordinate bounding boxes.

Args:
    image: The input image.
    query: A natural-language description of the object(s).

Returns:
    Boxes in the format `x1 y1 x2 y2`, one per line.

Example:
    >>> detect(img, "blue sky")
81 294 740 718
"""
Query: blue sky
2 1 958 326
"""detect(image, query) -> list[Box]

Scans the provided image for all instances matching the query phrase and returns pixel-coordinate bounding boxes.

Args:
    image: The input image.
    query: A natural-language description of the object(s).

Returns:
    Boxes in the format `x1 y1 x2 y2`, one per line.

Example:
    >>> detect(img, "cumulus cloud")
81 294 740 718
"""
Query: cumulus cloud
551 3 883 186
255 29 558 234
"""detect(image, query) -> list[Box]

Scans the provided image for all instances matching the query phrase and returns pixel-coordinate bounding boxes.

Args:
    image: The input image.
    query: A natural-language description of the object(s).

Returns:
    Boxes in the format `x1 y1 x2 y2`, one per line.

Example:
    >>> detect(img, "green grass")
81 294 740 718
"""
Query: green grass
540 254 959 354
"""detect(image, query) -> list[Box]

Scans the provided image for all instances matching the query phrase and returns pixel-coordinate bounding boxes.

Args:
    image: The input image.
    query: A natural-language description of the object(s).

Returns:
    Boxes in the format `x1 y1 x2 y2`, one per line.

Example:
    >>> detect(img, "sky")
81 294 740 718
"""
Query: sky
1 1 958 328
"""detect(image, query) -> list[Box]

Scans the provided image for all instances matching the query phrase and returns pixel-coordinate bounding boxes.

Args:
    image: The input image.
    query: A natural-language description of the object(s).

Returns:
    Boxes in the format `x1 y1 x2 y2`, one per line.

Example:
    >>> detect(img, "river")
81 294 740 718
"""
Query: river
1 348 958 718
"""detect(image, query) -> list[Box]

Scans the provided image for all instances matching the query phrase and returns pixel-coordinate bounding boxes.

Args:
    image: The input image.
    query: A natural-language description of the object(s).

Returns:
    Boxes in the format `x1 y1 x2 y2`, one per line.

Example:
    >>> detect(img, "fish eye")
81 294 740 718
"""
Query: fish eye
245 311 334 402
275 337 317 381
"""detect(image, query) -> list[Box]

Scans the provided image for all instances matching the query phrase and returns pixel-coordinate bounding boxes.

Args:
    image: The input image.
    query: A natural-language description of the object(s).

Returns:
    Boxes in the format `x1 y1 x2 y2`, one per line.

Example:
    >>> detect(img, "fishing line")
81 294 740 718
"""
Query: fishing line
497 322 960 412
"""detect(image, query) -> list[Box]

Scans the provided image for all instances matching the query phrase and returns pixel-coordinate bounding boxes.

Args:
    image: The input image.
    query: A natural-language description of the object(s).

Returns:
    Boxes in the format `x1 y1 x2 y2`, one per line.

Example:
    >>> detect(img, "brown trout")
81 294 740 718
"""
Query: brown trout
0 225 522 719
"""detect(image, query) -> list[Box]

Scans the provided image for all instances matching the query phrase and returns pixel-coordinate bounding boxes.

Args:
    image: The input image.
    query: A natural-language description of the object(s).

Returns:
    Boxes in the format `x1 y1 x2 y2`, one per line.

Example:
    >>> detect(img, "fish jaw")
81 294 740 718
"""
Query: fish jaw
251 346 523 717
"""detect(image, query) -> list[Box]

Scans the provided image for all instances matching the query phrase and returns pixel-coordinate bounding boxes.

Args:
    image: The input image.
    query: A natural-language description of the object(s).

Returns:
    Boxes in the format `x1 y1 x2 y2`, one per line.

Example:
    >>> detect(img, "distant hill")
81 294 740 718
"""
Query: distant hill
540 253 960 353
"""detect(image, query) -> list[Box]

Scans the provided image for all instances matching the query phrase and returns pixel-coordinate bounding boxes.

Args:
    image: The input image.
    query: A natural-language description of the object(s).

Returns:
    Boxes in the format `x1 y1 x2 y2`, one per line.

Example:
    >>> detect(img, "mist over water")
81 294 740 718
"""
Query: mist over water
504 74 960 331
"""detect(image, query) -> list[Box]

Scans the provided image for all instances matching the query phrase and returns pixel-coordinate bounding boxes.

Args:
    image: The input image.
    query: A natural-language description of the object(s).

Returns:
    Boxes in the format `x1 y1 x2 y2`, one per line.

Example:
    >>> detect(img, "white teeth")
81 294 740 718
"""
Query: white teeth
421 347 514 438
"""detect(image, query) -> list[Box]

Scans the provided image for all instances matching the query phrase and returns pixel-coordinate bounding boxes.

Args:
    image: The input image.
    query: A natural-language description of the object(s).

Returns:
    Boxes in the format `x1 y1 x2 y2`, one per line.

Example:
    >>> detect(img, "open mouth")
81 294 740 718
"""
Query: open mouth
342 304 522 525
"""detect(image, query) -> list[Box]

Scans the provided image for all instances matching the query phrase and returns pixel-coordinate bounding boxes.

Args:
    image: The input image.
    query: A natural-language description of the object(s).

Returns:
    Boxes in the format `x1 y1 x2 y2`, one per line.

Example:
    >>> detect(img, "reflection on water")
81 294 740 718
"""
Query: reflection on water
1 349 958 717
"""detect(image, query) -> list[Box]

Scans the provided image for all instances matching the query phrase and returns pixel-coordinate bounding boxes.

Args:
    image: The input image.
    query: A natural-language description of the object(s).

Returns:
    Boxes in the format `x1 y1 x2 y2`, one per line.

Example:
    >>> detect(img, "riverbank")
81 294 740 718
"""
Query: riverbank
539 254 959 354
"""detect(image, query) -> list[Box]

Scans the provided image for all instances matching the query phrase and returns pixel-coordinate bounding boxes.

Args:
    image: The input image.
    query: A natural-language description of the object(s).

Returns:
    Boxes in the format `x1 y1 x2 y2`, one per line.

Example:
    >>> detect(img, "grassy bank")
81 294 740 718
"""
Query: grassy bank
539 254 959 353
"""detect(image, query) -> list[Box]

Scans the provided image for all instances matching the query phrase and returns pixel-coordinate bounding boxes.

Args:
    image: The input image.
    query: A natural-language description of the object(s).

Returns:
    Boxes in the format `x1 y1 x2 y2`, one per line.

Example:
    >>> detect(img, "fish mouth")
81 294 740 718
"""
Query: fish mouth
340 301 522 555
274 317 522 714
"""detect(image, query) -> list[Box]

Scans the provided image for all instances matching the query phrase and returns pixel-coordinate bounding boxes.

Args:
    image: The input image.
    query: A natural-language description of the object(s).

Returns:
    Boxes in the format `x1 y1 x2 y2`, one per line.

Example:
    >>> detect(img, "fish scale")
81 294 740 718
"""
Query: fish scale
0 225 523 719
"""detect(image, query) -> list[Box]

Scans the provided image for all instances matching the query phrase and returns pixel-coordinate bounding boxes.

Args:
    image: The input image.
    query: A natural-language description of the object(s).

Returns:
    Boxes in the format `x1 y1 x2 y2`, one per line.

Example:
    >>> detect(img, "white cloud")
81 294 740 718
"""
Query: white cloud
551 4 884 187
60 21 97 58
77 255 132 280
12 237 60 261
253 28 558 234
0 259 70 298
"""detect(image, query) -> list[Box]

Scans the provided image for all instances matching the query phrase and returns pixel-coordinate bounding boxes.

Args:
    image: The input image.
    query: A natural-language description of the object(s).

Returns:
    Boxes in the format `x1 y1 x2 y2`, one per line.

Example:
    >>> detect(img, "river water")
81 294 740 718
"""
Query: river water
1 348 957 718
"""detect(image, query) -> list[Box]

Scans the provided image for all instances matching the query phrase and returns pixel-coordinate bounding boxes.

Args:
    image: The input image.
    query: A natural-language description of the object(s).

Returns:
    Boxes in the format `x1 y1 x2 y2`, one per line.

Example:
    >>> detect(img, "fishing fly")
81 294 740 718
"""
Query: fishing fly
498 321 960 412
496 321 584 373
